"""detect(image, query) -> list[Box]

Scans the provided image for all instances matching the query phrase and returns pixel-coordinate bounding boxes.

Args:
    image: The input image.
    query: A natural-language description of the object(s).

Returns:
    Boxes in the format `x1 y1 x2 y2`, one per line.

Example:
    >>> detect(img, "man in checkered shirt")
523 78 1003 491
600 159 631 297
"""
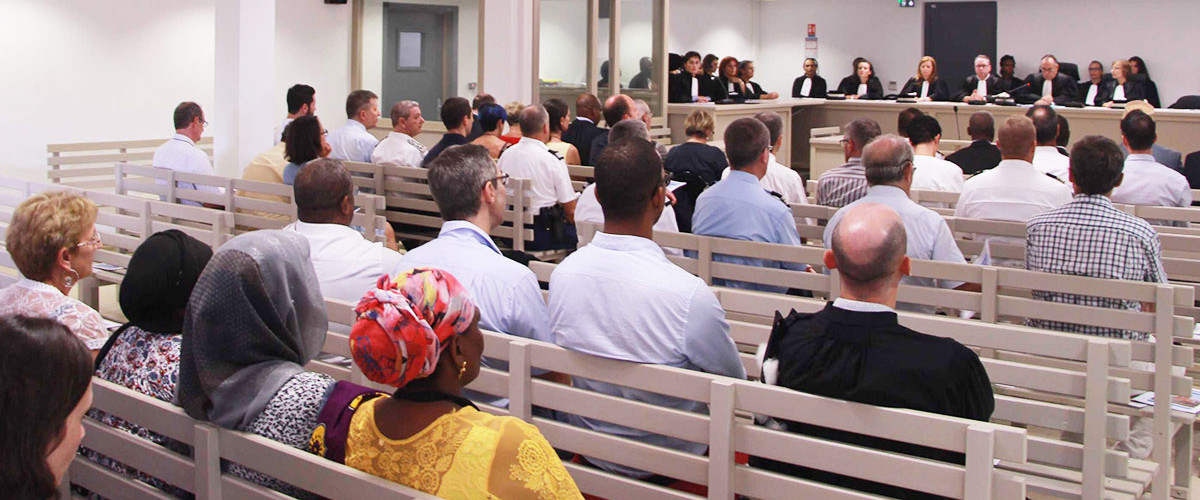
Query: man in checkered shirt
1025 134 1166 341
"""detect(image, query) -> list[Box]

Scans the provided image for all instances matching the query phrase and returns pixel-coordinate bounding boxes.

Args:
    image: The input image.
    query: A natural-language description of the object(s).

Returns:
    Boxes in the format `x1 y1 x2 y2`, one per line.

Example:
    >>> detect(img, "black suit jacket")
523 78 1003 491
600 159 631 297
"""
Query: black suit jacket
587 132 610 167
668 72 699 103
562 119 605 166
1184 151 1200 191
835 75 884 100
717 75 746 100
899 77 950 101
954 75 1001 101
1015 73 1079 105
946 140 1002 175
791 75 828 98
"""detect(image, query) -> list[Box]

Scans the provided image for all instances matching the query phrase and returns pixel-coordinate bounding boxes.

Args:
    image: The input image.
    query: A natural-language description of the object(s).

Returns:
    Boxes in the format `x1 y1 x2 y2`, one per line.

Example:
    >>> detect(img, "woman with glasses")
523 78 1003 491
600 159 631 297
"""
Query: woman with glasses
282 115 332 185
0 191 109 354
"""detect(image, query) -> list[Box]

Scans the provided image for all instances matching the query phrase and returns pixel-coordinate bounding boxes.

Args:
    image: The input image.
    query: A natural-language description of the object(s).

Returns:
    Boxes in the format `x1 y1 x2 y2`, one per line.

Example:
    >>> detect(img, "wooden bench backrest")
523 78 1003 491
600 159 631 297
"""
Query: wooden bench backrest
48 137 214 190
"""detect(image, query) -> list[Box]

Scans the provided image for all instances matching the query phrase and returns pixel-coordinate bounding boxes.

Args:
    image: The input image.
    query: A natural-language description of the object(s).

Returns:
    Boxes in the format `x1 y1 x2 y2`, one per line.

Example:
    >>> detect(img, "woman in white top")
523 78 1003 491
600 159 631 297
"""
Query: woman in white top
0 191 109 353
1102 59 1146 108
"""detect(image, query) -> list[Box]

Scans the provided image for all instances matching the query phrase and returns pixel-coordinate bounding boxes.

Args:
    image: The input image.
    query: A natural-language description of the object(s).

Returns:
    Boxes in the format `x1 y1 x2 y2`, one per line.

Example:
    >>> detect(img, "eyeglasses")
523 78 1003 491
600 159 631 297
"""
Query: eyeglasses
484 173 510 189
838 138 851 145
322 129 329 135
75 232 102 249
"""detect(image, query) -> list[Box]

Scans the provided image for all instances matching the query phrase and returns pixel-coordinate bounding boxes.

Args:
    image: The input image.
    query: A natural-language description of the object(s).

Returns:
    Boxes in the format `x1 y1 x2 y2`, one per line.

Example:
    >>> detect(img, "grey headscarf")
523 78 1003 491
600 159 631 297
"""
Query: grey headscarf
176 230 327 429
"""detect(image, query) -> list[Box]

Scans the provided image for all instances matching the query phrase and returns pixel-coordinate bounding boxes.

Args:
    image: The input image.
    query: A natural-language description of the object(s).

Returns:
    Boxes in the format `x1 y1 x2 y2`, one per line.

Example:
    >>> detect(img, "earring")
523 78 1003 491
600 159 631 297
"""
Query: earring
63 268 80 289
457 360 468 381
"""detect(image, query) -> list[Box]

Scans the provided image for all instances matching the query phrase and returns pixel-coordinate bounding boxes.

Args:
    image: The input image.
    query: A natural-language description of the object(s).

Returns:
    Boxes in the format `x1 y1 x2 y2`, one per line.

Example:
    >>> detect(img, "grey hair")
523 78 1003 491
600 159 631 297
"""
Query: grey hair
862 134 914 186
518 104 549 136
389 100 419 123
633 99 651 119
609 119 650 143
844 118 883 151
427 144 497 221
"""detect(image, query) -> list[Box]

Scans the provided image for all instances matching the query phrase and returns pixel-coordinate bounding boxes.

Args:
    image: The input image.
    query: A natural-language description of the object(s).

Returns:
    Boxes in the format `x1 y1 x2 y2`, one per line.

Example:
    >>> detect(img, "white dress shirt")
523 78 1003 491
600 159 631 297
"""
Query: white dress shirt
152 134 221 206
719 153 810 206
832 297 895 314
1032 146 1070 181
273 117 294 145
549 231 745 478
573 184 680 235
371 131 427 167
281 220 406 304
497 137 578 211
327 120 379 163
955 159 1073 265
1112 154 1193 208
911 154 965 203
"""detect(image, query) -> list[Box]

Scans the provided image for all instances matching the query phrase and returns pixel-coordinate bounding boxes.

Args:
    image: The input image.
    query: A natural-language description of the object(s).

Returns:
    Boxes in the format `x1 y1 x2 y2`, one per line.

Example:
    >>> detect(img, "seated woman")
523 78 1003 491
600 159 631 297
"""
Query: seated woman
177 230 334 498
470 103 509 160
501 101 526 145
345 269 584 499
699 53 725 101
0 315 94 498
0 191 108 353
1128 56 1161 108
544 98 583 164
83 230 213 498
282 115 331 185
1101 59 1146 108
718 56 747 100
663 109 728 232
836 58 884 100
899 56 950 101
791 57 828 98
738 60 779 99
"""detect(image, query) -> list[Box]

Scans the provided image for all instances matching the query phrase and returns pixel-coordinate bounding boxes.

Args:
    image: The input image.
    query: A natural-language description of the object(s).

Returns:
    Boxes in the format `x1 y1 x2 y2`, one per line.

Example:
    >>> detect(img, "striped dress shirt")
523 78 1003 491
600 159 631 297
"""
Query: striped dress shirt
816 157 869 207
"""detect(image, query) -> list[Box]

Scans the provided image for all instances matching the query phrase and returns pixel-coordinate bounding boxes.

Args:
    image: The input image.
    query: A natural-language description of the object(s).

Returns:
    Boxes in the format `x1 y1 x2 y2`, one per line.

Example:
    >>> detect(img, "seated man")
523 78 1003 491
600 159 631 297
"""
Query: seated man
153 102 222 206
817 118 882 208
550 138 746 480
754 202 993 499
720 112 809 206
562 93 606 165
574 120 679 235
906 115 964 196
1015 54 1079 106
371 100 427 167
824 135 975 314
945 111 1002 174
588 94 638 165
1027 105 1070 180
281 158 405 304
327 89 381 163
423 97 473 166
693 118 808 293
497 104 579 250
1111 110 1192 211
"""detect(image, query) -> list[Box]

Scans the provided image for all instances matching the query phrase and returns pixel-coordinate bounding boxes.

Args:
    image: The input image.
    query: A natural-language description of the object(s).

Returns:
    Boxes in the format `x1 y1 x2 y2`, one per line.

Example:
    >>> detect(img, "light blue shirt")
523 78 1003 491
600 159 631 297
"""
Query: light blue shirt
400 221 553 407
327 120 379 163
691 169 806 293
549 231 745 478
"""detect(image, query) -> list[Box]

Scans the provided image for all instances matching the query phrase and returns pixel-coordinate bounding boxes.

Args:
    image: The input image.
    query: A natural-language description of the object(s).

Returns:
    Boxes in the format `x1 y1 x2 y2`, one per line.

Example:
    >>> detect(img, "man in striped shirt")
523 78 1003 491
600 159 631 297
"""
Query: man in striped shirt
817 118 881 207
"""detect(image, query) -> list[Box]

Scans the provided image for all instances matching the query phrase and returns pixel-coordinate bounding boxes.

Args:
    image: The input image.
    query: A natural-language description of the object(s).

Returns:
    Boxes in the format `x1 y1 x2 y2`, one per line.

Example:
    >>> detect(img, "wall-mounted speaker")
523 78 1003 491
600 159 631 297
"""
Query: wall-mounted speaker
325 0 348 4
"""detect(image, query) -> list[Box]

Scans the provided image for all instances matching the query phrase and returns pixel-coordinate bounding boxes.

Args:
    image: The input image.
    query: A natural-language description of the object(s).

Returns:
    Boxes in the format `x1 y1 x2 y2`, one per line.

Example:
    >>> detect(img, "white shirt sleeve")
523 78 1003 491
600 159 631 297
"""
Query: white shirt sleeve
931 217 968 289
553 163 577 204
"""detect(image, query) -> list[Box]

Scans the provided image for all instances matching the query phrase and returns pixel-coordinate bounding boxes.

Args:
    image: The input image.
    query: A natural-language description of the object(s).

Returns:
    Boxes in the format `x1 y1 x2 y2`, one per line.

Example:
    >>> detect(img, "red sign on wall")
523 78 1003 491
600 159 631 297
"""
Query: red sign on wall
807 24 816 37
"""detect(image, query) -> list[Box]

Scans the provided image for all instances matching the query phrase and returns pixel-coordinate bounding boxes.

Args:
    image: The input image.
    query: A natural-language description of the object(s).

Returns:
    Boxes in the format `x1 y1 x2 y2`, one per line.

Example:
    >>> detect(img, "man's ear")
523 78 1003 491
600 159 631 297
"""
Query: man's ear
1114 172 1124 189
898 255 911 277
341 194 356 215
823 249 837 271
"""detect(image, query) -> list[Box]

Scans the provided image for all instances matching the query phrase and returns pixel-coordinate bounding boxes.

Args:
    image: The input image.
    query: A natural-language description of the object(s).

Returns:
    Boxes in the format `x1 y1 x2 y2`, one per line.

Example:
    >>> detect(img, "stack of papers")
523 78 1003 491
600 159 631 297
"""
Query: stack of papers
1129 389 1200 414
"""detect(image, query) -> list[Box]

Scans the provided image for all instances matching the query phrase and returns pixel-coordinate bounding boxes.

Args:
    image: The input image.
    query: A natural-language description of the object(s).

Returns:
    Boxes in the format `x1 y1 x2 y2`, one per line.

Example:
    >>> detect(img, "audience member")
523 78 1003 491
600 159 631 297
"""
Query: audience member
283 158 404 304
241 128 289 196
634 98 670 158
423 97 473 166
281 115 331 185
754 203 993 498
906 115 964 195
739 60 779 99
899 55 950 101
588 94 638 165
574 122 680 235
1128 56 1161 108
836 58 883 99
693 118 808 293
946 111 1002 174
817 118 882 207
276 83 315 145
896 107 923 139
465 92 495 142
956 54 1000 102
721 112 809 205
0 191 108 351
1027 105 1069 180
1056 114 1071 156
0 315 94 499
153 102 220 206
669 51 711 103
791 57 828 98
372 100 427 166
345 269 583 498
1120 102 1183 170
177 230 334 497
1079 60 1107 106
997 54 1020 93
664 109 728 231
1016 54 1078 105
502 101 526 143
545 98 582 164
1111 110 1192 210
562 93 606 164
469 102 510 159
823 135 973 314
327 89 381 163
497 104 579 250
550 138 746 480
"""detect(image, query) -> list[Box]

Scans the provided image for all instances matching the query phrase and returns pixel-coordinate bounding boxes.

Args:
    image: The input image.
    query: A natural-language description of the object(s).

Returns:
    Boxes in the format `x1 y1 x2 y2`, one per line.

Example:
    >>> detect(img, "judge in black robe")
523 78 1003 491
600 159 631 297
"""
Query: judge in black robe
791 75 828 98
899 77 950 101
669 71 703 103
954 74 1001 102
1015 72 1079 105
1099 79 1146 106
698 72 726 101
836 75 883 99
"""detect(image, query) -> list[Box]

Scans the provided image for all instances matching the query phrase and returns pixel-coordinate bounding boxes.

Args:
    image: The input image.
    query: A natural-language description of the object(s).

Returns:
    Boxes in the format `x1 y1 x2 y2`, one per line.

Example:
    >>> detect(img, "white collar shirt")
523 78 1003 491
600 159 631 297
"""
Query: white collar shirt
152 134 220 206
281 220 405 304
832 297 896 314
911 154 965 206
327 120 379 163
955 159 1073 266
573 184 681 247
371 131 427 167
549 231 745 477
274 117 294 145
1032 146 1070 180
497 137 578 211
1112 154 1193 209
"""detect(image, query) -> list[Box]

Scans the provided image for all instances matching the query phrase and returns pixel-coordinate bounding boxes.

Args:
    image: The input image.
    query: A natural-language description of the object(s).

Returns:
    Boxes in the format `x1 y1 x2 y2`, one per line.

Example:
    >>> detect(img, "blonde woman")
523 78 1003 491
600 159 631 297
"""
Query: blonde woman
900 56 950 101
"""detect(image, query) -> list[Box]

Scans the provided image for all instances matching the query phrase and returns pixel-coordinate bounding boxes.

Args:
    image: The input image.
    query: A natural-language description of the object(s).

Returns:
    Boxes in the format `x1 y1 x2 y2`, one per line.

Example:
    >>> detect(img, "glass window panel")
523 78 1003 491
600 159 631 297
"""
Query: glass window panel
539 0 589 106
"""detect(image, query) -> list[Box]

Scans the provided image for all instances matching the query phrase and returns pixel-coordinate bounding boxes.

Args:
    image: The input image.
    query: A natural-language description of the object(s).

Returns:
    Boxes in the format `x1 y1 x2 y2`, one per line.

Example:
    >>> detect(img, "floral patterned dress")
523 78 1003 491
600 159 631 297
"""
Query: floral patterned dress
0 278 109 349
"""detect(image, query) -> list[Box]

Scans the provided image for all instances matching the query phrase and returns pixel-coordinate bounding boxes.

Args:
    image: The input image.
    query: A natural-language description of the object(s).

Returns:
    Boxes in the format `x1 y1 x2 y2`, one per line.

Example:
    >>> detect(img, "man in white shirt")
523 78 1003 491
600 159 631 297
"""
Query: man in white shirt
152 102 220 207
817 118 882 207
574 120 679 234
497 104 579 250
371 100 427 167
327 89 381 163
549 138 746 479
956 116 1072 265
1027 105 1070 181
404 144 564 407
1112 110 1192 215
281 158 405 303
719 112 810 206
905 114 964 197
274 84 315 145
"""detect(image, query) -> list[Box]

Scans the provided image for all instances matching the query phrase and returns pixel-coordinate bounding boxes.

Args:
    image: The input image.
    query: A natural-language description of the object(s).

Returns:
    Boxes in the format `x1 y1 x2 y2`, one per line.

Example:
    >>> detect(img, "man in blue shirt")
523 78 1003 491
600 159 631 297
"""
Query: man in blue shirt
692 117 807 293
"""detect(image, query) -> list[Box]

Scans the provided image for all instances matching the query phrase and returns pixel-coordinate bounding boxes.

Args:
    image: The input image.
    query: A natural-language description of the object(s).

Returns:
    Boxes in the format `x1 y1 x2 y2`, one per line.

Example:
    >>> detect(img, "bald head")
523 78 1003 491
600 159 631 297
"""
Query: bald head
519 104 549 138
830 203 908 291
966 111 995 142
996 115 1036 160
603 94 635 127
576 93 602 122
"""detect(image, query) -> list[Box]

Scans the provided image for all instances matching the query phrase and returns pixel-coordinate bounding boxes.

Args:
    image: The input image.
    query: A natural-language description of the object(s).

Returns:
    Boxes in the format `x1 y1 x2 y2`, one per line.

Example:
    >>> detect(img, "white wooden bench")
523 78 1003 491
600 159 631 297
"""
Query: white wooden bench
47 137 214 190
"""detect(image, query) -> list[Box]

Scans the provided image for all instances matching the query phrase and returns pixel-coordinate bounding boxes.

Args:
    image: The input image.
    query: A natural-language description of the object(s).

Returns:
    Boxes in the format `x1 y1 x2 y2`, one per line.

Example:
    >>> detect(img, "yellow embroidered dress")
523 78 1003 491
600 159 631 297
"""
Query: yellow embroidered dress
346 397 583 500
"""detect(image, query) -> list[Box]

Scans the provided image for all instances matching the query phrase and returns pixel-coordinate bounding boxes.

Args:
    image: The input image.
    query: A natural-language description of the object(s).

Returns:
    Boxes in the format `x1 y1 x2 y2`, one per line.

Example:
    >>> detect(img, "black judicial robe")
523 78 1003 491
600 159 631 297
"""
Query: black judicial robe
953 74 1001 101
899 77 951 101
668 71 700 103
562 118 605 166
835 75 884 100
745 80 770 99
995 74 1023 95
1078 80 1106 106
1098 79 1147 106
698 74 726 101
945 140 1003 175
791 75 828 98
1131 74 1162 108
751 303 994 500
1015 73 1079 105
717 75 746 100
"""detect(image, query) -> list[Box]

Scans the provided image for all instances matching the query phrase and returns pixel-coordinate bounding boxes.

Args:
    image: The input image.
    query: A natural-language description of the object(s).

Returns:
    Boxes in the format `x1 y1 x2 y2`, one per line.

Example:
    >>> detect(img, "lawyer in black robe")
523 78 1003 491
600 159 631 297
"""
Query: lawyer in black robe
791 75 828 98
835 75 884 100
899 77 951 101
953 75 1001 102
1015 73 1079 105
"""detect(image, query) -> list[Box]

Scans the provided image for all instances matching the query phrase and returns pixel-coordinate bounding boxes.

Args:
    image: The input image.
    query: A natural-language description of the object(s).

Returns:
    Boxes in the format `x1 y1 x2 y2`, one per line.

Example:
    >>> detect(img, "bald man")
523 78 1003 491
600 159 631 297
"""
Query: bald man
562 93 606 165
587 94 638 166
755 202 993 498
1015 54 1078 105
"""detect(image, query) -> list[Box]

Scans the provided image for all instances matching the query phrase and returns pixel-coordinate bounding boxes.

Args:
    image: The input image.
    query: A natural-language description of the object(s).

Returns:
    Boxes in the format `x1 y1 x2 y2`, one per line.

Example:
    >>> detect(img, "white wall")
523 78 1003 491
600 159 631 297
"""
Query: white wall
275 1 353 132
